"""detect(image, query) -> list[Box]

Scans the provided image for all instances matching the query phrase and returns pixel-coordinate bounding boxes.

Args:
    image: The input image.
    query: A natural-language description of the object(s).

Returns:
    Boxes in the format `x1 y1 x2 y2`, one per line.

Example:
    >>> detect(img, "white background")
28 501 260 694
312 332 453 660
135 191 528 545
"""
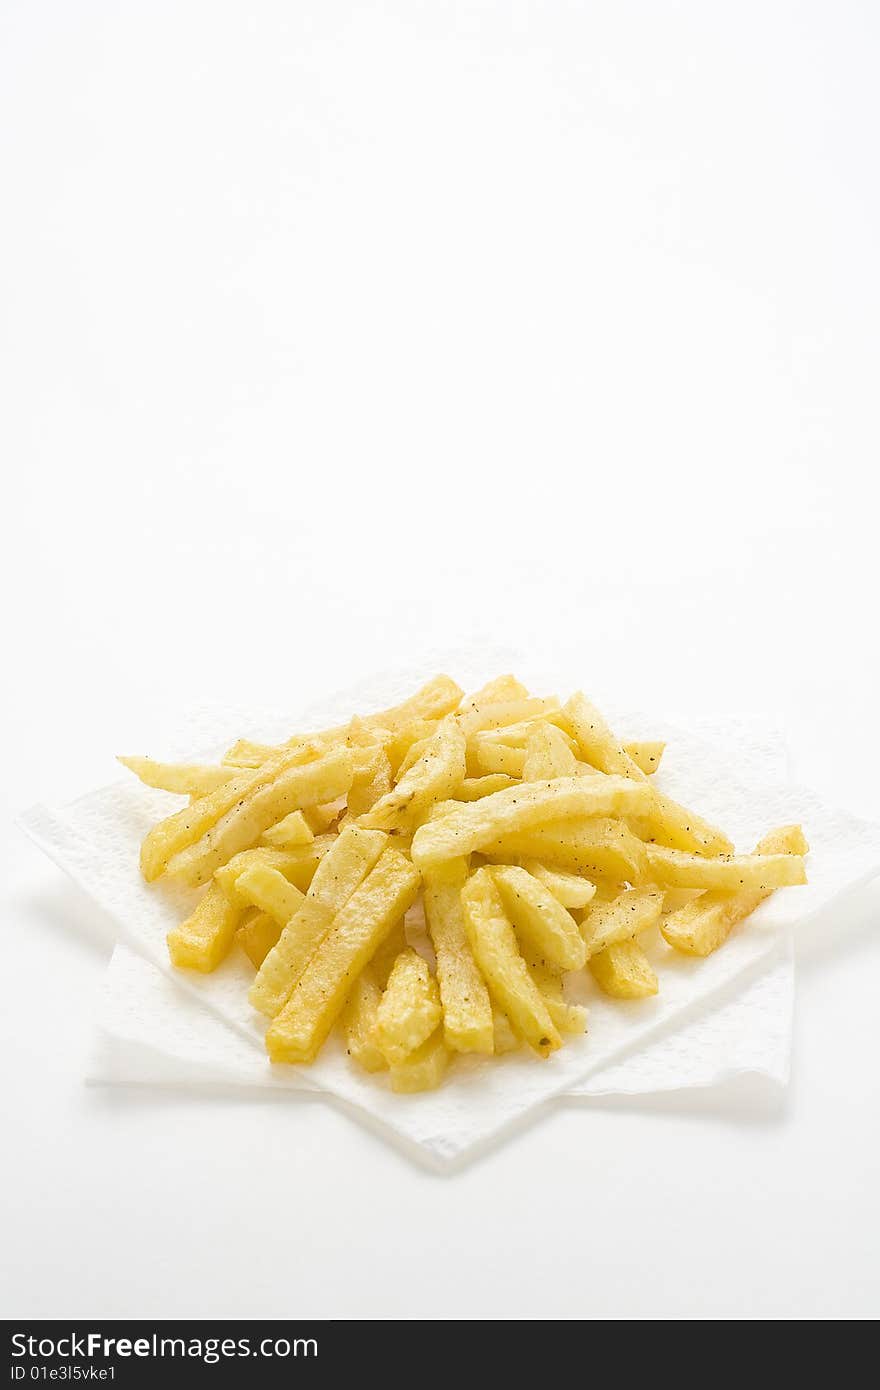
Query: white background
2 1 879 1320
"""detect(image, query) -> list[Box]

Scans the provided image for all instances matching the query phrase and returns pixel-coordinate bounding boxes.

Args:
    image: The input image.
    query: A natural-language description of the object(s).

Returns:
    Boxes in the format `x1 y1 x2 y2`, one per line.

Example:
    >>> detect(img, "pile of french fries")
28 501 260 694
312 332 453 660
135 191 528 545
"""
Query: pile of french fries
121 675 808 1092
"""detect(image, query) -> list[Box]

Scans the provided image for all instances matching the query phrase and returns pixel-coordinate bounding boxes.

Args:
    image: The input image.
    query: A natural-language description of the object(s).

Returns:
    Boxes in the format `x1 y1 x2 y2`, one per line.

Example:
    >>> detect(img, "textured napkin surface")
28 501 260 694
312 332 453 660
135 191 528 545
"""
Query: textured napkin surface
18 660 880 1162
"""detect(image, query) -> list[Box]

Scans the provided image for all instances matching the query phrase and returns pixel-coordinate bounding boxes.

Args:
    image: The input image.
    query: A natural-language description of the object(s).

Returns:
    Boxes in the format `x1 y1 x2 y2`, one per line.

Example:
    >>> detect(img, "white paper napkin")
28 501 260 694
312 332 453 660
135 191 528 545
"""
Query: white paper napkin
18 661 880 1165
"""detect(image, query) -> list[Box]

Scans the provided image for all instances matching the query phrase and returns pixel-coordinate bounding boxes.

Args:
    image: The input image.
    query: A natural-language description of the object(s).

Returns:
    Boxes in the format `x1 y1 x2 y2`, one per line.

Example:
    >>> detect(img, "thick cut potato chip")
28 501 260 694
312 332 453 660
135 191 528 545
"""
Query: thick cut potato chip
389 1027 450 1092
563 692 647 781
460 868 561 1057
581 886 665 958
236 910 283 969
166 882 244 972
491 865 586 971
519 859 597 910
119 757 237 797
623 741 665 775
214 839 332 901
455 774 517 801
522 722 579 781
250 825 388 1018
374 949 443 1066
341 973 387 1072
362 716 466 832
166 747 355 888
485 816 648 884
233 864 305 926
423 860 494 1054
589 940 659 998
411 775 650 868
661 825 809 956
630 789 733 857
646 845 807 891
261 809 314 847
140 769 257 881
266 847 421 1064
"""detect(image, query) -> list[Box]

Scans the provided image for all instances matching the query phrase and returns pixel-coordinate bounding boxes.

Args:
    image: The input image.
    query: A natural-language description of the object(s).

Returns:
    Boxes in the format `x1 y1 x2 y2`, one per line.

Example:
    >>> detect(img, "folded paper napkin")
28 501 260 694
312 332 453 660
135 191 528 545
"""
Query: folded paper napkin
18 663 880 1166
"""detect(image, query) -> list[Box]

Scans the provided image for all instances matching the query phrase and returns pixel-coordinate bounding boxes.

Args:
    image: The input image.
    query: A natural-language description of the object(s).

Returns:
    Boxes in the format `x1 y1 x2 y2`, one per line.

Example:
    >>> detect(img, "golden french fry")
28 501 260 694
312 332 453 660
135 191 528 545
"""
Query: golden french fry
119 756 237 797
589 940 658 998
460 868 561 1057
459 675 529 707
261 809 314 848
525 956 587 1035
522 721 580 781
236 910 283 969
374 949 443 1066
166 881 244 972
455 774 517 801
214 838 332 901
629 789 733 857
389 1027 450 1092
233 864 305 926
411 775 651 869
661 825 809 957
347 746 393 818
484 817 648 884
563 692 646 780
623 741 665 775
491 865 586 971
472 742 525 778
250 825 388 1018
341 973 387 1073
266 847 421 1064
166 746 355 888
457 697 559 739
303 803 343 834
581 886 665 957
384 719 441 777
646 845 807 891
362 716 466 832
519 860 596 910
491 1007 520 1054
140 770 256 881
423 860 494 1054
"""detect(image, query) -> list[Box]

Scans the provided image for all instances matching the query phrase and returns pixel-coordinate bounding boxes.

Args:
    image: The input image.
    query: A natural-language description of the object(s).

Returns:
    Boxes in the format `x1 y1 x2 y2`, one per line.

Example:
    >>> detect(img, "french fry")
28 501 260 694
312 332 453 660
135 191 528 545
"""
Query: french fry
455 774 517 801
589 940 659 998
460 868 561 1057
473 716 572 750
214 839 333 901
661 825 809 957
630 789 733 857
491 1007 520 1054
374 949 443 1066
139 769 256 881
166 881 244 972
249 825 388 1017
459 675 529 707
472 742 525 778
563 692 646 780
118 756 237 797
491 865 586 971
389 1027 450 1093
423 860 494 1054
166 746 355 888
623 741 665 775
580 886 665 958
341 973 387 1073
484 817 648 884
646 845 807 892
266 847 421 1063
346 746 393 818
236 910 283 969
261 809 314 848
362 716 466 832
303 803 343 834
519 860 597 910
522 722 579 781
411 775 651 869
384 719 441 777
233 864 305 926
525 956 587 1035
457 698 559 739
